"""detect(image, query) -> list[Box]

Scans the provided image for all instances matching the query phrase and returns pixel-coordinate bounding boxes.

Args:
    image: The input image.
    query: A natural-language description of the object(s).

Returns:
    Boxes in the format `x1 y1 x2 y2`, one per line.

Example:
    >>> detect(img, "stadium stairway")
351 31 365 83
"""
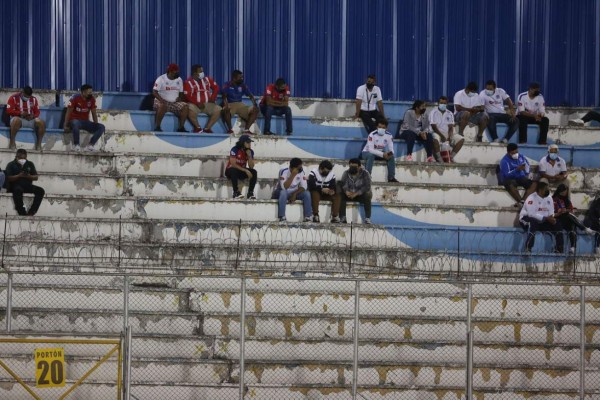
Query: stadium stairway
1 89 600 399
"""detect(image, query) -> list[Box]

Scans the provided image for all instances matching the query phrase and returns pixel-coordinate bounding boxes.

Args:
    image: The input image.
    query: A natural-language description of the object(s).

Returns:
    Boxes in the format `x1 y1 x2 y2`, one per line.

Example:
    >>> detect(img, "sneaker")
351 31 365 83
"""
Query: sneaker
177 127 188 133
193 127 203 133
247 193 256 200
406 154 413 161
34 143 42 151
596 248 600 256
304 216 313 222
8 143 16 150
313 215 320 223
331 216 340 223
364 218 371 224
263 131 274 136
226 129 234 134
154 126 162 132
568 118 585 126
569 247 576 255
232 191 245 199
388 178 399 183
243 129 252 135
476 135 483 143
84 144 96 152
501 139 508 144
340 216 347 224
203 128 213 134
426 156 435 163
73 144 81 152
278 216 287 222
492 139 500 143
585 227 596 235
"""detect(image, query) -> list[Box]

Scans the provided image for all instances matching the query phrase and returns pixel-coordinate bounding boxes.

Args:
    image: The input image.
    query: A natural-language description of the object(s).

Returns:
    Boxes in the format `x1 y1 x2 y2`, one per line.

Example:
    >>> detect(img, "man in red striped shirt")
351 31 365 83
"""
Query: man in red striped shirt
6 86 46 150
183 65 222 133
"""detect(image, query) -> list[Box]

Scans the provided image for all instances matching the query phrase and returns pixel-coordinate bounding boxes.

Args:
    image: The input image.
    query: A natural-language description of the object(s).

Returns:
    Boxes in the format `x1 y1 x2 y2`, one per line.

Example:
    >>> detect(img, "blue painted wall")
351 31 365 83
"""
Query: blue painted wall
1 0 599 106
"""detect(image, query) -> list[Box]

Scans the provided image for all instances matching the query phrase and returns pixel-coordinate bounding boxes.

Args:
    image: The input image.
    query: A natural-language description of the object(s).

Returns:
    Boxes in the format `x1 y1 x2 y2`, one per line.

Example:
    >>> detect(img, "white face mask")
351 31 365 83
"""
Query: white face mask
467 92 476 97
377 128 386 136
17 159 26 165
485 89 494 96
198 72 205 79
511 153 519 160
438 104 447 112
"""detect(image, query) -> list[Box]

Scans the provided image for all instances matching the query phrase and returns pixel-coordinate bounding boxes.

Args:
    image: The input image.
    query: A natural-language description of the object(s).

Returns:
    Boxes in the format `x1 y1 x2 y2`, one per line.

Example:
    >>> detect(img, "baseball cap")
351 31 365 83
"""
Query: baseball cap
539 178 549 185
239 134 254 143
167 63 179 73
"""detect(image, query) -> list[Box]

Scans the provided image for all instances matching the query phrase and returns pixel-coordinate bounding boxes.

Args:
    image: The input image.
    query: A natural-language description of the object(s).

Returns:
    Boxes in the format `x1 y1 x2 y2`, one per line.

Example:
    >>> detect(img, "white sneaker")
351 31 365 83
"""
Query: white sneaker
492 139 500 143
585 227 596 235
501 139 508 144
569 247 575 255
84 144 96 152
73 145 81 152
596 248 600 256
364 218 371 224
568 118 585 126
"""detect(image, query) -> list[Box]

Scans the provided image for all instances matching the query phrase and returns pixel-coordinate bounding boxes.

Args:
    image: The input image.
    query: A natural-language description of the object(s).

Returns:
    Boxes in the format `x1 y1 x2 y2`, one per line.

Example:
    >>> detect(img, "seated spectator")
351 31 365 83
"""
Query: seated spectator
569 110 600 126
397 100 435 162
260 78 293 136
5 149 45 216
539 144 569 189
272 158 312 222
361 119 398 183
430 96 463 162
583 193 600 255
480 80 518 143
183 64 221 133
553 183 594 254
222 70 258 134
354 75 385 134
153 64 194 132
224 134 257 199
499 143 537 206
339 158 372 224
64 84 106 152
519 178 563 253
516 82 549 144
454 81 488 141
308 160 340 223
6 86 45 150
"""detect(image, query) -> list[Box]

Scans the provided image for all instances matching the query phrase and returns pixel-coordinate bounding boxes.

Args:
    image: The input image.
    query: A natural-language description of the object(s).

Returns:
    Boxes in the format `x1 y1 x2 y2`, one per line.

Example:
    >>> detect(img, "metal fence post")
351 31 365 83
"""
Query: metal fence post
352 279 360 400
123 275 129 333
466 283 473 399
235 219 242 270
348 223 353 274
239 277 246 400
457 226 461 277
6 273 12 333
580 285 586 398
124 325 132 400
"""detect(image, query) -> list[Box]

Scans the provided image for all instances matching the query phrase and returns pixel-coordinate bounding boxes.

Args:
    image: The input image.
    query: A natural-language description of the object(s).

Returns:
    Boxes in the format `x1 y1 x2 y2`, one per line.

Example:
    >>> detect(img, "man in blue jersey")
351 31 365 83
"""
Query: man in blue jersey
499 143 537 206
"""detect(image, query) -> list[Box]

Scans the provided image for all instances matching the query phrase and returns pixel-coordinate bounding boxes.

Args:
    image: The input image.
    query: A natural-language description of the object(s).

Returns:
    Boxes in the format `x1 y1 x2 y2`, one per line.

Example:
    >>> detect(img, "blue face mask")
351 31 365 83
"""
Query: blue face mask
438 104 447 112
377 128 386 136
549 153 558 160
21 96 30 102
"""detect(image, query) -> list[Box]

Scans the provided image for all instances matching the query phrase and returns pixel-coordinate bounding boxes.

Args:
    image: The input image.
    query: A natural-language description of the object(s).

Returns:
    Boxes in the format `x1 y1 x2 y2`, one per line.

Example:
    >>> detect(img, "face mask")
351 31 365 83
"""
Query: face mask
377 128 386 135
349 167 359 174
485 89 494 96
511 153 519 160
21 96 30 102
438 104 447 112
549 153 558 160
17 159 26 165
366 83 375 90
198 72 205 79
467 92 476 97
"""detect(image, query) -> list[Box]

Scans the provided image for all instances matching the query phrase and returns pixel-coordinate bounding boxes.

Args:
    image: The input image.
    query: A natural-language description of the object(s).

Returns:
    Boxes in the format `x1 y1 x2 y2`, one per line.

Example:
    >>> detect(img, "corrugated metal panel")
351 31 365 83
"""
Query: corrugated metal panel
0 0 598 106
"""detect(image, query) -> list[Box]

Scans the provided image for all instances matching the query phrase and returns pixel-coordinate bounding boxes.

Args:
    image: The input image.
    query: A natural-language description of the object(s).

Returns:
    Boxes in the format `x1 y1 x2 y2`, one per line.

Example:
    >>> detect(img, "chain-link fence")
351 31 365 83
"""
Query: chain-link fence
2 271 600 399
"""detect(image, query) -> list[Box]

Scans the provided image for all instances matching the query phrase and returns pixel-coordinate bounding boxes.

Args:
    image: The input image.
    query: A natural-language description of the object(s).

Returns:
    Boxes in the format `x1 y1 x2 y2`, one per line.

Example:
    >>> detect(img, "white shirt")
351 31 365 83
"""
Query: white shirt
479 88 510 114
153 74 184 103
428 108 455 136
538 155 567 177
278 167 308 192
453 89 484 114
362 130 394 158
517 92 546 116
356 84 383 111
520 192 554 223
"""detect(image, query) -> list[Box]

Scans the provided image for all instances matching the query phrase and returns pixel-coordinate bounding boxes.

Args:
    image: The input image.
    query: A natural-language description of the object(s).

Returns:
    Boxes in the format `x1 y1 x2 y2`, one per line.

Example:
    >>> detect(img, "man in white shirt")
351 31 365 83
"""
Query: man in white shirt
361 119 398 183
354 75 385 134
153 63 192 132
516 82 549 144
272 158 313 222
538 144 569 188
429 96 464 162
454 82 488 141
480 80 518 143
519 178 564 253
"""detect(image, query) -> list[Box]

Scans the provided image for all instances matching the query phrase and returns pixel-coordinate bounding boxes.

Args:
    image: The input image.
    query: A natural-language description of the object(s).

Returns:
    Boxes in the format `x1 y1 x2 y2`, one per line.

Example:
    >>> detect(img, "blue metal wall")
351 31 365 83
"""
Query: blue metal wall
1 0 599 106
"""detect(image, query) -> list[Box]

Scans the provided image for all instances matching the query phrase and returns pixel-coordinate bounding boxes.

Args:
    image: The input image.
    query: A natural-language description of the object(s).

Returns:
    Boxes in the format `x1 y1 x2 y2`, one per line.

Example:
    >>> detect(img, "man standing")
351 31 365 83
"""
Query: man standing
183 64 221 133
516 82 549 144
64 84 106 152
272 158 312 222
153 63 195 132
308 160 340 223
354 75 385 134
6 86 46 150
224 134 257 199
361 119 398 183
480 80 518 143
519 178 563 253
222 70 258 134
260 78 293 136
339 158 373 224
5 149 45 216
454 82 488 141
499 143 537 207
430 96 463 162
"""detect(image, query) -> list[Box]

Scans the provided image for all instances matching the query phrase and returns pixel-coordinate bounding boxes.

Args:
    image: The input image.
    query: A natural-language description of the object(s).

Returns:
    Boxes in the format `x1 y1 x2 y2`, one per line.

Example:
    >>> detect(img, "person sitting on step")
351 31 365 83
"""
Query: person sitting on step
552 183 595 255
308 160 340 223
397 100 435 162
4 148 45 216
224 134 257 199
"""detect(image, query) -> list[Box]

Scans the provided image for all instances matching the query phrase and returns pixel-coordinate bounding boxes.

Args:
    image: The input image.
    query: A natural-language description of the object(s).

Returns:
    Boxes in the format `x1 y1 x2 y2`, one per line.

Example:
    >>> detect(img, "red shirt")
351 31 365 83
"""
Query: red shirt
67 94 96 121
226 146 254 169
260 83 291 106
183 76 220 106
6 93 40 118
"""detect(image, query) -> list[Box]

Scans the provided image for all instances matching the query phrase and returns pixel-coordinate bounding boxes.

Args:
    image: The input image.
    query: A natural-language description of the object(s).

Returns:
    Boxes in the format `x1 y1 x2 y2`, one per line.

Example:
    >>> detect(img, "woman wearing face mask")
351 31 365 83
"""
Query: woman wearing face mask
539 144 569 190
397 100 435 162
552 183 595 254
